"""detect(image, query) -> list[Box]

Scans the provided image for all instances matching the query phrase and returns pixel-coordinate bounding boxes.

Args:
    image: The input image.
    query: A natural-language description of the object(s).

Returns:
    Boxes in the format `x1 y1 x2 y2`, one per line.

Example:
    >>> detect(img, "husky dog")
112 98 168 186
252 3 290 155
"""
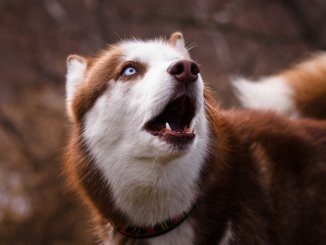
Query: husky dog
64 32 326 244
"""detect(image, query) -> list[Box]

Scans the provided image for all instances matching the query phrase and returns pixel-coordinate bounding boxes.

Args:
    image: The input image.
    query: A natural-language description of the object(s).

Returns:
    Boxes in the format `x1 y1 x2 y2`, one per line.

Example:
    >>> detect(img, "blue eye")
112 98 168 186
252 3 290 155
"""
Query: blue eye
122 66 137 76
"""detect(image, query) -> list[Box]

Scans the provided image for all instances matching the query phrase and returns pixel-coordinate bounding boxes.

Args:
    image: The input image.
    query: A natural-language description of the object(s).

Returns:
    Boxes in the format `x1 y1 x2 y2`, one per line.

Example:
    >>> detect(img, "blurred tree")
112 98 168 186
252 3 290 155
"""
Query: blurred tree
0 0 324 244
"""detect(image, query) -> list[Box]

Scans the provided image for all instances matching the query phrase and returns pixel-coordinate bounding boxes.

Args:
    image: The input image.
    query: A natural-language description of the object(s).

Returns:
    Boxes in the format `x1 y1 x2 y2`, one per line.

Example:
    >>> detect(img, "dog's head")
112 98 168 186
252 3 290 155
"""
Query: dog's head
66 32 208 161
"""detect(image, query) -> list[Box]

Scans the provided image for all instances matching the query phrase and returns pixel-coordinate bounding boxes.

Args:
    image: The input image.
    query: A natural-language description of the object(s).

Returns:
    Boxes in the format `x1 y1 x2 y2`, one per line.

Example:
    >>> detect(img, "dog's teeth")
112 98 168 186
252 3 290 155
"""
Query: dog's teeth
166 122 171 130
190 121 195 132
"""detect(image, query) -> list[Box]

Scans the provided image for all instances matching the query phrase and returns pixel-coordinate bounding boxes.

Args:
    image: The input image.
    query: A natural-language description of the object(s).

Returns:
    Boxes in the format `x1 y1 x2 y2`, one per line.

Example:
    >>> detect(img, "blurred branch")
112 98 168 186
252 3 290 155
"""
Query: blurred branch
138 11 304 45
278 0 325 49
43 0 68 25
84 0 114 43
31 61 63 84
0 108 40 170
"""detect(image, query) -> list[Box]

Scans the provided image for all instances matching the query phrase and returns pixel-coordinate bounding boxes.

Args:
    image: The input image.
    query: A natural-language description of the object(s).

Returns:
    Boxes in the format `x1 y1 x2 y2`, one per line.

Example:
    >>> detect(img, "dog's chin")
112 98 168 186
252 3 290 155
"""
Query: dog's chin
138 133 195 162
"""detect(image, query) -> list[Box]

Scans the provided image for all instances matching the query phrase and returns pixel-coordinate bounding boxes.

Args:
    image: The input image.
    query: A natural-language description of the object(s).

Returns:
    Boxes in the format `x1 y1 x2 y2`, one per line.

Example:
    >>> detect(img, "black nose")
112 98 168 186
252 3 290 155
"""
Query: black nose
167 60 200 84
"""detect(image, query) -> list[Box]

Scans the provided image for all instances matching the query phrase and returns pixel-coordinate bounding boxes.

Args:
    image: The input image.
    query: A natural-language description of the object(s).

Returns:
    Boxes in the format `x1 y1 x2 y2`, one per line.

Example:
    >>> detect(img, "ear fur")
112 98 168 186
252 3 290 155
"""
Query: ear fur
169 32 189 57
66 54 87 120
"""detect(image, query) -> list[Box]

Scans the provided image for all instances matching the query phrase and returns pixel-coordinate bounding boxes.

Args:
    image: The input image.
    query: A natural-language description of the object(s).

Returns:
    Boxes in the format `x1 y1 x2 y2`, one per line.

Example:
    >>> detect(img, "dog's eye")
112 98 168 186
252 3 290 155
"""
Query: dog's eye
122 66 137 76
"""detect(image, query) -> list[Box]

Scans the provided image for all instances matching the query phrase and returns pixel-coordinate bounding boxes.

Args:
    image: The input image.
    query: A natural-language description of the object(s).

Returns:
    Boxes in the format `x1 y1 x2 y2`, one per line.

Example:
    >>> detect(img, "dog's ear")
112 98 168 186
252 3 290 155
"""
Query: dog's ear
169 32 189 56
66 54 88 120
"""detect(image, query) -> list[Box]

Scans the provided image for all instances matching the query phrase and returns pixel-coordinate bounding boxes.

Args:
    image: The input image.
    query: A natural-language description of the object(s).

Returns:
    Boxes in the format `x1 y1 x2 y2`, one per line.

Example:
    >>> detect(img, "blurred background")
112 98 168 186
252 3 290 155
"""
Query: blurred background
0 0 325 244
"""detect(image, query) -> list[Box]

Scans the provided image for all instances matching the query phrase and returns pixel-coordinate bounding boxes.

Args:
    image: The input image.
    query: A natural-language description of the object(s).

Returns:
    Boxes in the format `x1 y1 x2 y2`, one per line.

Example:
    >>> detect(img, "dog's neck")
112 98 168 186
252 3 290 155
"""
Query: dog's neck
88 144 207 227
111 197 197 239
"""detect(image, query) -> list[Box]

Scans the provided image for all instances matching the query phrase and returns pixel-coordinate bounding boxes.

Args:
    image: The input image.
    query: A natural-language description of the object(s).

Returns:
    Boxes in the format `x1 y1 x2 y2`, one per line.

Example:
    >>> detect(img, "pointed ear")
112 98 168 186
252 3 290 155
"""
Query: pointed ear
66 54 87 120
169 32 189 56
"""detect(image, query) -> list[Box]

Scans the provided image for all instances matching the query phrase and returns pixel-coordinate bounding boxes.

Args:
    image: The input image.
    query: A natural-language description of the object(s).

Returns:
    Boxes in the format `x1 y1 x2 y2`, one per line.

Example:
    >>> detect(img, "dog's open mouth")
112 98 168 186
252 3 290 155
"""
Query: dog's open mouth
145 95 196 145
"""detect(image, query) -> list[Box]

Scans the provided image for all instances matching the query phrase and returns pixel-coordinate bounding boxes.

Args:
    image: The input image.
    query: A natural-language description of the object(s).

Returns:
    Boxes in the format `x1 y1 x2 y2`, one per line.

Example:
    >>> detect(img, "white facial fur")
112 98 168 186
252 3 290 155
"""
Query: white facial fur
66 38 210 241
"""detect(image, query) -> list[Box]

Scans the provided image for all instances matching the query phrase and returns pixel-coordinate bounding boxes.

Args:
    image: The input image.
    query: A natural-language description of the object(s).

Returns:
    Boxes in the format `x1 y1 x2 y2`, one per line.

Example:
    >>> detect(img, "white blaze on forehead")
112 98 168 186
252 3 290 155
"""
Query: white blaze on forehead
120 40 187 64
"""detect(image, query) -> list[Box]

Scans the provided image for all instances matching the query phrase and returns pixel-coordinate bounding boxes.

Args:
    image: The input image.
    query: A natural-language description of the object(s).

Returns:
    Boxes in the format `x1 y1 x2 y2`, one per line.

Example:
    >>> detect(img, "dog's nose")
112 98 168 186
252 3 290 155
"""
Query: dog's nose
167 60 200 84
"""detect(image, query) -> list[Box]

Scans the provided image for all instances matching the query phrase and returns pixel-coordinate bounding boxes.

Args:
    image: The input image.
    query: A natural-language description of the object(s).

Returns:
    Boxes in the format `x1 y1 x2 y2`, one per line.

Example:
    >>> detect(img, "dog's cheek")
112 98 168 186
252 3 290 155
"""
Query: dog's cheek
196 78 205 111
83 85 131 151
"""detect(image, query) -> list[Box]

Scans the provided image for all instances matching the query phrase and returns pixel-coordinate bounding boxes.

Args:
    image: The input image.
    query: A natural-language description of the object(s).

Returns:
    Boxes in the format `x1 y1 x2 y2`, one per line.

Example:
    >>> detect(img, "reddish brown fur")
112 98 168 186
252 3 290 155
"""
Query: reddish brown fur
64 127 130 241
64 37 326 244
191 92 326 244
282 53 326 119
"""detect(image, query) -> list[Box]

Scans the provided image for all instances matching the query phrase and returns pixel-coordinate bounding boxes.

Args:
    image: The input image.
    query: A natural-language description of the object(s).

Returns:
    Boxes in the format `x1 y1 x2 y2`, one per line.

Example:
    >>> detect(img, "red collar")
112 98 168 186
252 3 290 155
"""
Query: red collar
111 203 196 239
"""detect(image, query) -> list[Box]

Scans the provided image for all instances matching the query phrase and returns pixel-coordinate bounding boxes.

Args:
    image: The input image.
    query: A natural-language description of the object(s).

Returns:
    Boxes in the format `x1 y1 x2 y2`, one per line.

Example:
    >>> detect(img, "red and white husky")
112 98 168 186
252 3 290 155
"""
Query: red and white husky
64 32 326 244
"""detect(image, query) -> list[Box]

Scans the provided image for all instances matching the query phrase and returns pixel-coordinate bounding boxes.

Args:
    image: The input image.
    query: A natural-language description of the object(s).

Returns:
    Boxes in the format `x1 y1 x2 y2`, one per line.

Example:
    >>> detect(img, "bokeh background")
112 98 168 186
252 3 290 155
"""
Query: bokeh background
0 0 325 244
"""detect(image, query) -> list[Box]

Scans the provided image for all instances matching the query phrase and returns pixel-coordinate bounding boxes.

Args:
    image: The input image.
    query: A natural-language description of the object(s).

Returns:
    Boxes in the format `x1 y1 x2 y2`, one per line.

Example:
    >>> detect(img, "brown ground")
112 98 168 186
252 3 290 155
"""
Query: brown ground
0 0 325 244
